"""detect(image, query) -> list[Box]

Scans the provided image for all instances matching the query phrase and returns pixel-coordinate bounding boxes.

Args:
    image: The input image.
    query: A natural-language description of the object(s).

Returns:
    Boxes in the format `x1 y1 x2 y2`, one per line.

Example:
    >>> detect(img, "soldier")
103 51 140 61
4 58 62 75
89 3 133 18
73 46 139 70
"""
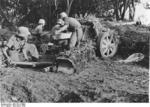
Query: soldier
51 19 65 35
56 12 83 49
3 26 39 62
35 19 46 35
50 19 68 48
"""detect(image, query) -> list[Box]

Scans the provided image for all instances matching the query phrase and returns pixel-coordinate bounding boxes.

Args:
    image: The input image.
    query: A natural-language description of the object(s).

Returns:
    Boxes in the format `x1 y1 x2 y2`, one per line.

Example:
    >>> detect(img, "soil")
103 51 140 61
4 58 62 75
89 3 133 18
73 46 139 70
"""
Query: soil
0 23 149 103
0 58 149 103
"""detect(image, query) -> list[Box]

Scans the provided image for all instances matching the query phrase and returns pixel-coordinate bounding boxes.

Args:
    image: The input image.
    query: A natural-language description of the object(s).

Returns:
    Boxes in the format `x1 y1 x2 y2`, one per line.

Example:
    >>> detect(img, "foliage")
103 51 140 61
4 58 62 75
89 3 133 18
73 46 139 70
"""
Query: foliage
0 0 137 30
111 0 135 20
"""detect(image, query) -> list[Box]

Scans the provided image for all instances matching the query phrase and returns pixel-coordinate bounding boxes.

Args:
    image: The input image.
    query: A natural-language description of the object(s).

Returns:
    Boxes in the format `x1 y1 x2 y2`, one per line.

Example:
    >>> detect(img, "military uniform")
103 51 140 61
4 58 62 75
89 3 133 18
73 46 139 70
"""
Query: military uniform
34 24 45 52
64 17 83 48
35 19 46 36
35 25 44 35
7 35 39 61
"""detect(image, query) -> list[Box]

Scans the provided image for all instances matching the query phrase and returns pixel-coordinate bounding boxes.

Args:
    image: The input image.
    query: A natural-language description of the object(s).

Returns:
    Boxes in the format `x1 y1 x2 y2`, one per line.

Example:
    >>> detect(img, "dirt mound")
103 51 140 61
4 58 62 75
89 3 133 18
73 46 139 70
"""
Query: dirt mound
107 24 149 57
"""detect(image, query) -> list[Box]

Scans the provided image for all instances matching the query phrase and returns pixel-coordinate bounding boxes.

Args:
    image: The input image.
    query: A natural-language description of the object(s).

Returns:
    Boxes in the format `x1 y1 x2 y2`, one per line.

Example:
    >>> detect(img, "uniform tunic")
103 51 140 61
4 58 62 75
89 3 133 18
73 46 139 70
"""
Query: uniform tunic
35 25 44 35
7 35 39 60
64 17 83 48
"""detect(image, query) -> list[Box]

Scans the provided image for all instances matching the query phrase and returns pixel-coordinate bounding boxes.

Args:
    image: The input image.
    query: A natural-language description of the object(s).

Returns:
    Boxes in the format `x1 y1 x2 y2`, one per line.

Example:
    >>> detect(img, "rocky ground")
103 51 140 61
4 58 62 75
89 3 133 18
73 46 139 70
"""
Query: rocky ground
0 23 149 103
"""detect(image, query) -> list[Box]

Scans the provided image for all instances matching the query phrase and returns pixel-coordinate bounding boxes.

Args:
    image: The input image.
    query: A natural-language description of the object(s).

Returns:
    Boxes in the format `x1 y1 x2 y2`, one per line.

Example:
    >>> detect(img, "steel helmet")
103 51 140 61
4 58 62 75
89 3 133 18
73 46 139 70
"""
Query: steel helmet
38 19 46 26
60 12 68 19
17 26 31 39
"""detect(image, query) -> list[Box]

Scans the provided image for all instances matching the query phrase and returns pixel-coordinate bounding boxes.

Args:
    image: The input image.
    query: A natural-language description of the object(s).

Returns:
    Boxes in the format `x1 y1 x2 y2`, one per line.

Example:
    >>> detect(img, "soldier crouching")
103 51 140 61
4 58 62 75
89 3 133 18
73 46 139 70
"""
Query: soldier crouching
3 26 39 63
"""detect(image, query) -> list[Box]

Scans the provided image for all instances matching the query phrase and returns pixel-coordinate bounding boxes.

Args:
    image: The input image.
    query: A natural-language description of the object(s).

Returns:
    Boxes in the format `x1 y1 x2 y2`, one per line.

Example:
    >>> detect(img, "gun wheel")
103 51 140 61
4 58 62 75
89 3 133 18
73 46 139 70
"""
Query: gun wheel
97 31 119 58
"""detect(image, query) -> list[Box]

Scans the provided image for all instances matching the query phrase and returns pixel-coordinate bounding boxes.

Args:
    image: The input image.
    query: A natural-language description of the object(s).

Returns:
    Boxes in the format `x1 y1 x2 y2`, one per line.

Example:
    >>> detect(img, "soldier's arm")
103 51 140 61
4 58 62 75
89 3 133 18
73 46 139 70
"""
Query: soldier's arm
22 48 28 61
3 47 11 61
57 24 69 33
3 36 14 61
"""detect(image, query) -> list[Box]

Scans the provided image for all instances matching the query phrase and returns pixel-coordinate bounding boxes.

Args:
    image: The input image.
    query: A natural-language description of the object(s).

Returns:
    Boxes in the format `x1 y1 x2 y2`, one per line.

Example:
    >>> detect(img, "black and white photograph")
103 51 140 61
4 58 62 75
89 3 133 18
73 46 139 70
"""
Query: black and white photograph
0 0 149 105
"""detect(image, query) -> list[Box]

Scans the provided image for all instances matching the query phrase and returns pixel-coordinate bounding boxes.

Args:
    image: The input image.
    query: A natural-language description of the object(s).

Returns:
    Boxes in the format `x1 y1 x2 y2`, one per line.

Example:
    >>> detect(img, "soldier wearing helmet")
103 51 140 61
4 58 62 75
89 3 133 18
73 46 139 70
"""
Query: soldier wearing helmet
51 19 65 35
3 26 39 62
35 19 46 35
57 12 83 49
33 19 46 52
39 19 46 26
